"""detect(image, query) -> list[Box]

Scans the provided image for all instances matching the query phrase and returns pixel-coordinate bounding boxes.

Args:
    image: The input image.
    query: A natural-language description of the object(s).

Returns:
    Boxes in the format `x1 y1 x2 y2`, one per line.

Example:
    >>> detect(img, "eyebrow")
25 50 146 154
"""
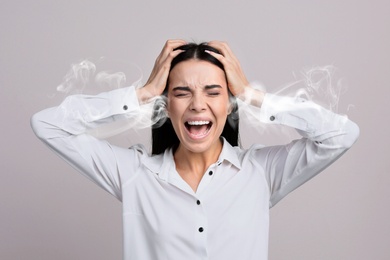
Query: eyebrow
172 85 222 91
205 84 222 90
172 86 191 92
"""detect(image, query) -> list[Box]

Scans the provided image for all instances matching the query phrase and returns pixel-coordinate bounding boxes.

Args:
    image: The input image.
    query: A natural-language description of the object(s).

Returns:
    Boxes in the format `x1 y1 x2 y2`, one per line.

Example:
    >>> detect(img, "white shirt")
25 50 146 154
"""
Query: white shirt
31 86 359 260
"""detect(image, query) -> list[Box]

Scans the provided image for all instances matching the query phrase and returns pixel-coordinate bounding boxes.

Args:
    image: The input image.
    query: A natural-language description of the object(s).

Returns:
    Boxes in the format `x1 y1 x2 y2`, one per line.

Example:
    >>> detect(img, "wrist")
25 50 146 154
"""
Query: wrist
136 86 155 104
237 86 265 108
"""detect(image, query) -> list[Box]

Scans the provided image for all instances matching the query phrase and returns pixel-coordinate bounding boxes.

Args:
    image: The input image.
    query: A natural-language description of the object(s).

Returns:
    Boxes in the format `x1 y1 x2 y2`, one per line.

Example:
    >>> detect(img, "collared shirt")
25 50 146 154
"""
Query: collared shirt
31 86 359 260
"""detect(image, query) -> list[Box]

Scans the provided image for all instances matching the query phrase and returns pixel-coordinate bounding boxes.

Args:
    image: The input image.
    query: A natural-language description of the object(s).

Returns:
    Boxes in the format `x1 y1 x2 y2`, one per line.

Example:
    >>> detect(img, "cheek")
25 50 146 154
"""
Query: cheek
217 97 232 115
166 96 174 117
166 99 182 120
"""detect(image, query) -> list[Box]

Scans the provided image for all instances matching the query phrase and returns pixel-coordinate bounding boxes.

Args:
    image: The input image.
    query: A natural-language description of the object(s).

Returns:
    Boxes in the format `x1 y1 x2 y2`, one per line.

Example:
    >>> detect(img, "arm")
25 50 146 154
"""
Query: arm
31 87 145 200
207 41 359 207
255 93 359 207
31 40 186 200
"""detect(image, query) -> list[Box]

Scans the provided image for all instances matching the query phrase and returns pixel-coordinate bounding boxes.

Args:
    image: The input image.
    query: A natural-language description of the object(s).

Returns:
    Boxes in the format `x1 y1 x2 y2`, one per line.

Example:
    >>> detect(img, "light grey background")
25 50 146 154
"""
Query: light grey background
1 0 389 259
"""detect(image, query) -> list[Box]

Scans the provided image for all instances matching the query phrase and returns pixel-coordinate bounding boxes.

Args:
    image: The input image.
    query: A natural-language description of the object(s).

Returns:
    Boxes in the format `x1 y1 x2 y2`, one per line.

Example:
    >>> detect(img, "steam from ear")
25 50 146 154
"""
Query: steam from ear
236 65 351 138
56 59 142 95
56 59 169 138
278 65 346 112
57 60 97 94
55 59 351 139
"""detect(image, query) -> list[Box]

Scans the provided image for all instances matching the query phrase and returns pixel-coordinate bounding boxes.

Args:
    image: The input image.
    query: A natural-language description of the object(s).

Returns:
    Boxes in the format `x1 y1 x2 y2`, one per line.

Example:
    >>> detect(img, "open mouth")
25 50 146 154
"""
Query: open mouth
185 120 212 139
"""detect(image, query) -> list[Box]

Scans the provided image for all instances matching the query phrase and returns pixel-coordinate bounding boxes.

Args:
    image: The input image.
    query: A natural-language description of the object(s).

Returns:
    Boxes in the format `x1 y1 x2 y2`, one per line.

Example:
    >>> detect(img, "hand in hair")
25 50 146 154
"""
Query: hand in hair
206 41 265 107
137 39 186 104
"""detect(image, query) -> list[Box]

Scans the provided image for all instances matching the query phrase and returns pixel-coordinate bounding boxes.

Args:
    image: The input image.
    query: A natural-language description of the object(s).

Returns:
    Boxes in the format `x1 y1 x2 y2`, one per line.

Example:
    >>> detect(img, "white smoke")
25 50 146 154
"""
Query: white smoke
235 65 350 138
56 59 168 138
57 60 96 94
56 60 350 139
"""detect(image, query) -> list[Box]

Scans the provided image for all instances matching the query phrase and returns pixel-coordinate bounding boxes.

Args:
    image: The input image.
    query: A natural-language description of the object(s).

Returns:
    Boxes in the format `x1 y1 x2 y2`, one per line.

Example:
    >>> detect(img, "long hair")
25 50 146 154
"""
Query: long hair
151 43 239 155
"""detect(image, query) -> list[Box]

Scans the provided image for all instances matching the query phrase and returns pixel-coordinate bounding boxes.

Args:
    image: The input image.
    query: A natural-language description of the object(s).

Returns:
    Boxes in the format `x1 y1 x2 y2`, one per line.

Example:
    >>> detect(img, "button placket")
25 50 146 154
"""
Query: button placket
194 196 208 258
195 165 217 194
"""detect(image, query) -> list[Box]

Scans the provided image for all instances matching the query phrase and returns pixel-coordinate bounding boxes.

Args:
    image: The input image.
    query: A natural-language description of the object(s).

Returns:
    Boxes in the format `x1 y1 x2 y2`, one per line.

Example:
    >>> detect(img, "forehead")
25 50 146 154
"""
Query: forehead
168 60 226 88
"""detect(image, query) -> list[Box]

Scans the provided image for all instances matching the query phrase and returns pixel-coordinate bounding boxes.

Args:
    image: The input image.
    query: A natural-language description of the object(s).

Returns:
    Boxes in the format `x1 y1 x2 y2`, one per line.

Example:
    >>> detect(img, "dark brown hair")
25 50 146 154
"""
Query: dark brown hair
151 43 239 155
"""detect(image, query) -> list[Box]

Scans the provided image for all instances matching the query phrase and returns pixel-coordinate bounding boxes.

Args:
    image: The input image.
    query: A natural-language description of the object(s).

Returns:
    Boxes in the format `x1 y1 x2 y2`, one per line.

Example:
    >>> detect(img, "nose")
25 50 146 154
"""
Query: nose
189 93 207 112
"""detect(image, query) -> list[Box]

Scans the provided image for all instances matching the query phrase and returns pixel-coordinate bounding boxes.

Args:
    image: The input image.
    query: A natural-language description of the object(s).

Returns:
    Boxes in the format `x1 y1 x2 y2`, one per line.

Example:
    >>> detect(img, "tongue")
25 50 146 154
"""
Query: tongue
188 124 208 135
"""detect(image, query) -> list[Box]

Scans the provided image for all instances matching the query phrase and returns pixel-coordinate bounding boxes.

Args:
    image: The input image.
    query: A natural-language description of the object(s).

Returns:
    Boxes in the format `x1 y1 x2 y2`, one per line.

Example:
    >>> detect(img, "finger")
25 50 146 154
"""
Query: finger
205 43 249 95
205 47 235 71
149 48 185 88
147 40 186 84
204 48 224 61
160 48 185 71
157 39 187 63
208 41 239 64
164 40 187 58
161 40 187 57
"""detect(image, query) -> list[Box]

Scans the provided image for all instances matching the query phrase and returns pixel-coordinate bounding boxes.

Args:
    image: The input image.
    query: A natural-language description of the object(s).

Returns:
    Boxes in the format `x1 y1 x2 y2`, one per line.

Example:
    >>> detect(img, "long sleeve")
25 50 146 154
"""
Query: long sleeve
251 93 360 207
31 86 146 201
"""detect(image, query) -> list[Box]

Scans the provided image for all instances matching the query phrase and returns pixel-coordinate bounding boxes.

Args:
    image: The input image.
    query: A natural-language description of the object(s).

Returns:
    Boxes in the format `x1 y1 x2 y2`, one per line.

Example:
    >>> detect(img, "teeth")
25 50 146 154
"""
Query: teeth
187 121 210 125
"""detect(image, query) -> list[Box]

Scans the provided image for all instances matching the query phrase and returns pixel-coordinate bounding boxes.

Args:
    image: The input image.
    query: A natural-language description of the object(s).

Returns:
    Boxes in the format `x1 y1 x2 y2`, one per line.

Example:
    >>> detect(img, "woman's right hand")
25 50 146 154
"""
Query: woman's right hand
137 39 186 104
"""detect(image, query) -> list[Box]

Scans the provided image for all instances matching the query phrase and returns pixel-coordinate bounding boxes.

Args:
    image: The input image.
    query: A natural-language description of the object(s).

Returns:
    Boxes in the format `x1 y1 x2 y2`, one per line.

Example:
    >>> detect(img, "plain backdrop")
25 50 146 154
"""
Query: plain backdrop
1 0 389 259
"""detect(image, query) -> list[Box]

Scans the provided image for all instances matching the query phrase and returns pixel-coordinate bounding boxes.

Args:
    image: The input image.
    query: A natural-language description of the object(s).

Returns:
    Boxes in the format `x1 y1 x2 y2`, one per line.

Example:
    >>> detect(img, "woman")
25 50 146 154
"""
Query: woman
31 40 359 260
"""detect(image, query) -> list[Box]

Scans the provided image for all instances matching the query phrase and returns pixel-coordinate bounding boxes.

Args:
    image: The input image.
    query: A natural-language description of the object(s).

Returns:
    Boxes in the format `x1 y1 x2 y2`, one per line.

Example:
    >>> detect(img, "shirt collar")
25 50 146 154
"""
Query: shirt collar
141 148 173 181
218 137 242 170
142 137 242 180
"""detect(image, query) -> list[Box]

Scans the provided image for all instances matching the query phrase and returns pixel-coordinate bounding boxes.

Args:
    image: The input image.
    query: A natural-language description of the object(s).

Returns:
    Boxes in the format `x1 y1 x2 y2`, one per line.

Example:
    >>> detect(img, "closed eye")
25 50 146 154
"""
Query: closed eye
175 93 190 97
172 86 191 97
205 85 223 96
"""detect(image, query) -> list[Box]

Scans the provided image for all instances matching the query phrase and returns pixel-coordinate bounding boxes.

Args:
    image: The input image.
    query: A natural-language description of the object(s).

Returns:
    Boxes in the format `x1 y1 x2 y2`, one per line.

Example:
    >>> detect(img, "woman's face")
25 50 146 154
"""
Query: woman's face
167 59 231 154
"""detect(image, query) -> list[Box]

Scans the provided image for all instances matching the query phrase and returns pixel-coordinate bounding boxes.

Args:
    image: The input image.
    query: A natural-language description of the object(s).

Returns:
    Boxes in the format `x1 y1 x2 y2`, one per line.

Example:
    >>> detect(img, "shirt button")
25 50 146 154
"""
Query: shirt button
196 200 201 205
270 115 275 121
123 105 128 110
208 171 213 176
198 227 204 232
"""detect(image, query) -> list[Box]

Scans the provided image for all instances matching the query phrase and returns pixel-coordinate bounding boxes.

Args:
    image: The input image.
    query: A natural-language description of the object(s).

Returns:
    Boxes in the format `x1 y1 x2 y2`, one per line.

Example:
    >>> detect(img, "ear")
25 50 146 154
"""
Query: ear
165 99 170 118
227 103 233 115
162 90 170 118
227 94 237 115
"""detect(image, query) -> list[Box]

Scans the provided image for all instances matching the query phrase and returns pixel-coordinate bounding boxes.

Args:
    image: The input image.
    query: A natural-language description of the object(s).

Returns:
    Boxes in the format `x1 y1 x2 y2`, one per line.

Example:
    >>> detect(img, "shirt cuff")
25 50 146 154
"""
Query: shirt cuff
108 86 140 116
259 93 315 133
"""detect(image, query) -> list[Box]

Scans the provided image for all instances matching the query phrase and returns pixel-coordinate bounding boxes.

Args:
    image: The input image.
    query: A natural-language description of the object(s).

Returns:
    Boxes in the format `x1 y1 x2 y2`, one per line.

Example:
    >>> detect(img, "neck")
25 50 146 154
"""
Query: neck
174 139 223 176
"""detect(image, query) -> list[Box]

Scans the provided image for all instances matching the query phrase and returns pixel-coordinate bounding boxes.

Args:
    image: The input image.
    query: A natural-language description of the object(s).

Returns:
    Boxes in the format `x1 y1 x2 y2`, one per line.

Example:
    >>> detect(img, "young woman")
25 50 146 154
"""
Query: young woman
31 40 359 260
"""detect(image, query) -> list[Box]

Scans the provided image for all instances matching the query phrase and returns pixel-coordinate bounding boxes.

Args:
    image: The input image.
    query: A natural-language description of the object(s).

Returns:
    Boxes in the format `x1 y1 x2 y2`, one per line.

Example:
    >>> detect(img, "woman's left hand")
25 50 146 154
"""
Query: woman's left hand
207 41 265 107
206 41 250 97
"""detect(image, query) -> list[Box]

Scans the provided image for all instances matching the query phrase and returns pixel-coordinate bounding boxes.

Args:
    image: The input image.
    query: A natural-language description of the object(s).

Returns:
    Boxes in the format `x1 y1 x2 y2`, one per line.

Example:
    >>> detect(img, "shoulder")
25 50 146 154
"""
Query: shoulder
237 142 290 170
222 140 267 169
109 143 153 172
